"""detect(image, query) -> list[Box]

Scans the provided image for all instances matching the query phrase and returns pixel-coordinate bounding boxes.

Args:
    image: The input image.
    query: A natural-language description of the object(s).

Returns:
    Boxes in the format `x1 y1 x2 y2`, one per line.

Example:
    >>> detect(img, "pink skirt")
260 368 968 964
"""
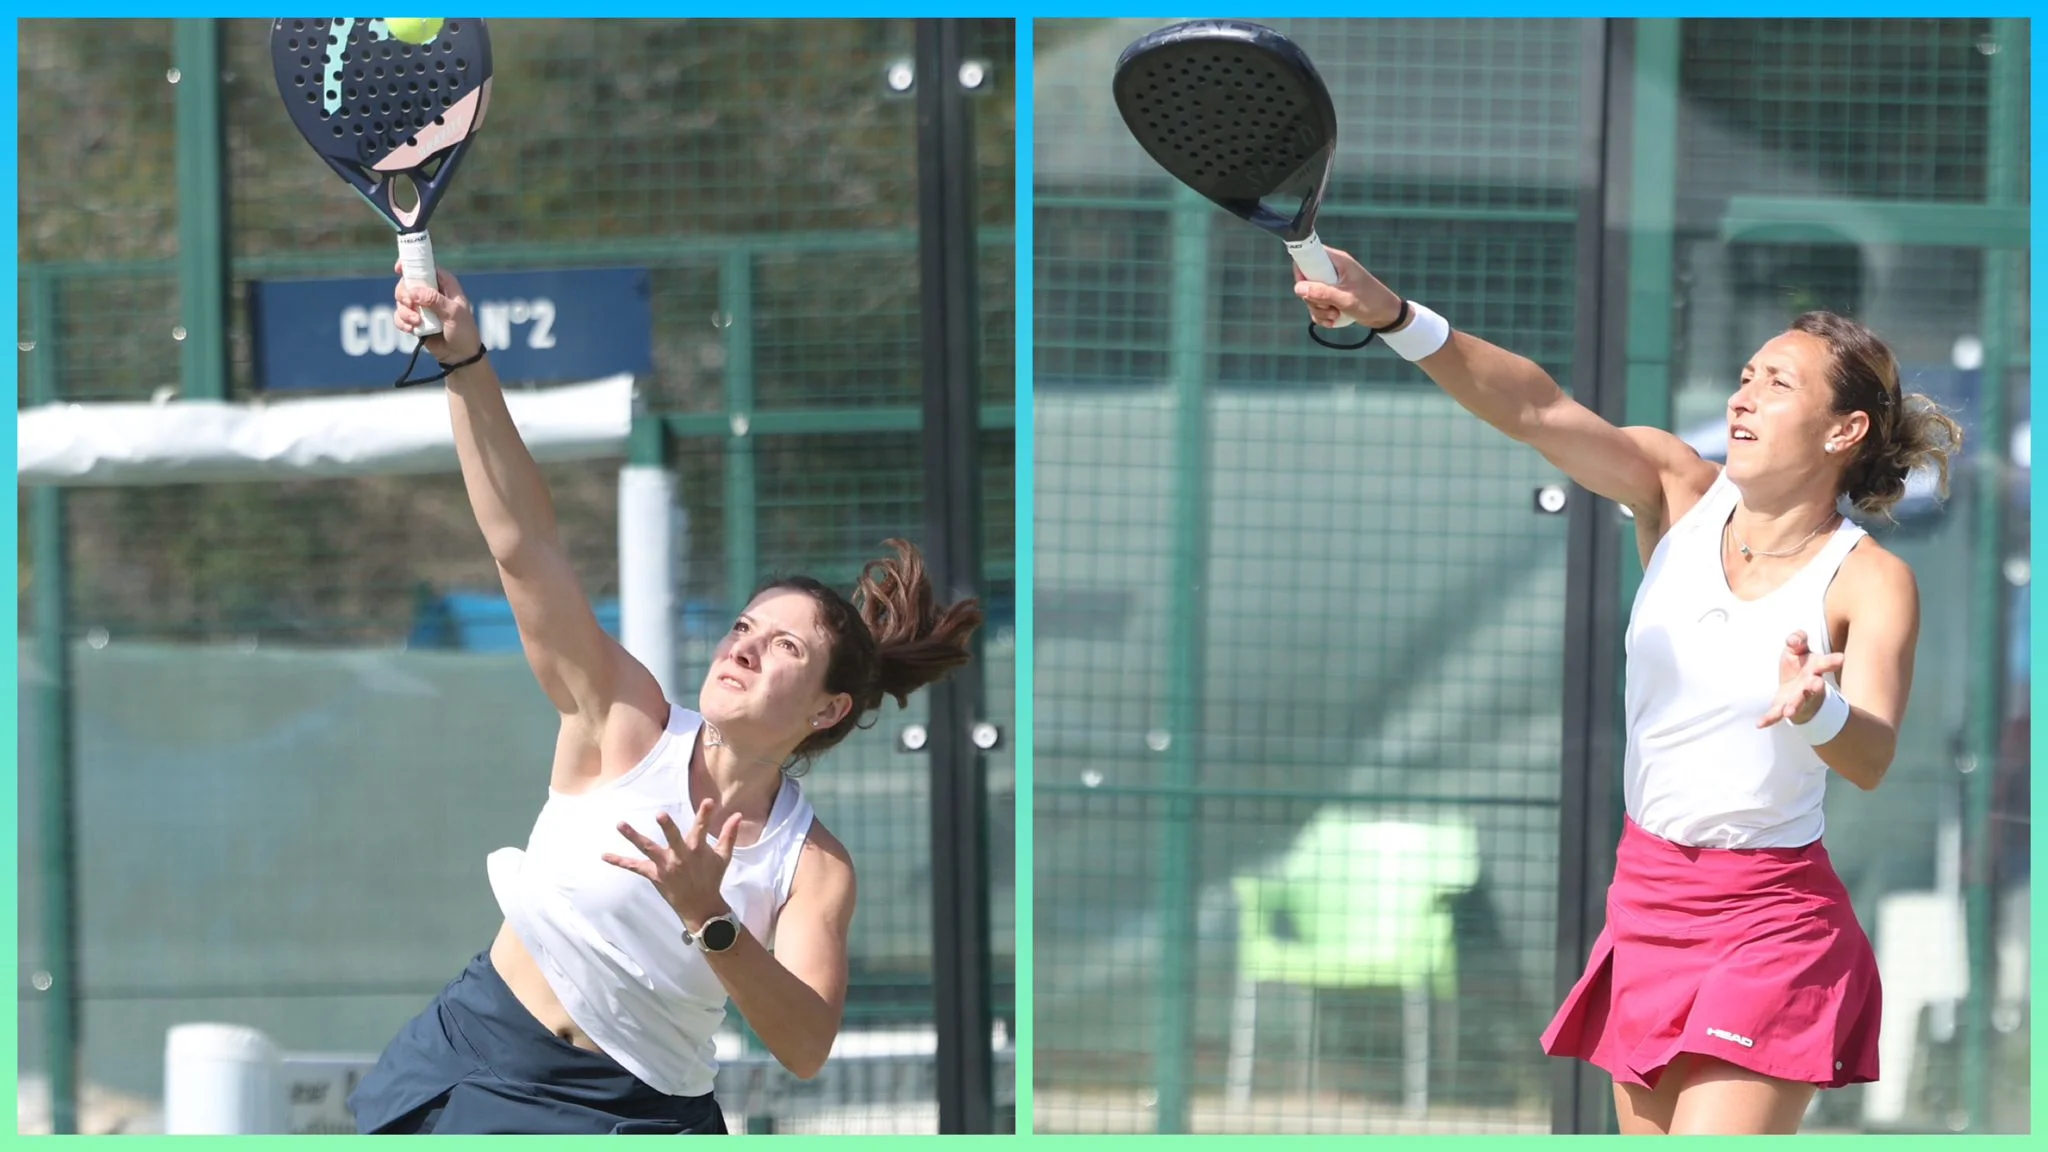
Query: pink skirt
1541 817 1882 1090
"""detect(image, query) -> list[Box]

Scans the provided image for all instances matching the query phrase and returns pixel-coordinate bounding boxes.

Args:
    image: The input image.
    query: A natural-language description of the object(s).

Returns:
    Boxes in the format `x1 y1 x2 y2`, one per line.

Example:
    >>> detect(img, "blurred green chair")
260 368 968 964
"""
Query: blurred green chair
1225 811 1481 1118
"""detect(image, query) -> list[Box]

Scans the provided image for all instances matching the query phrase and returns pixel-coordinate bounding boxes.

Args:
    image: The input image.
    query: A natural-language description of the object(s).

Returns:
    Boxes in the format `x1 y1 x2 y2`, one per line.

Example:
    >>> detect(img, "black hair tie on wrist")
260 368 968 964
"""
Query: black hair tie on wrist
1380 298 1414 334
1307 297 1414 351
393 342 488 388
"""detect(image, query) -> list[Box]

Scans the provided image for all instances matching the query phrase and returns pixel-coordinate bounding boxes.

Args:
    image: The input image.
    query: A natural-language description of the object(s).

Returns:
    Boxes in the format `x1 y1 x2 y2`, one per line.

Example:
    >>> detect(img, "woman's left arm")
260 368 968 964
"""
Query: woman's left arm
1760 546 1922 790
609 811 855 1079
697 827 856 1079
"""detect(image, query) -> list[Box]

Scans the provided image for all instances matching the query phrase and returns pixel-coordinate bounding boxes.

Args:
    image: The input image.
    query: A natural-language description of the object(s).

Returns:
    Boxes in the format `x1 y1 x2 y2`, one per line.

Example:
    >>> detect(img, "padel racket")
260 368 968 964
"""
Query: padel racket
1113 20 1363 346
271 18 492 340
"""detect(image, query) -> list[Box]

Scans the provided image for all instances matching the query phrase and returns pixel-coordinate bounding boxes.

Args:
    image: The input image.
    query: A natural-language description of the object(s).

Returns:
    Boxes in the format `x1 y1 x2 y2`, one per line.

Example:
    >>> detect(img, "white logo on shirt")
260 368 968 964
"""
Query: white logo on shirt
1705 1027 1755 1048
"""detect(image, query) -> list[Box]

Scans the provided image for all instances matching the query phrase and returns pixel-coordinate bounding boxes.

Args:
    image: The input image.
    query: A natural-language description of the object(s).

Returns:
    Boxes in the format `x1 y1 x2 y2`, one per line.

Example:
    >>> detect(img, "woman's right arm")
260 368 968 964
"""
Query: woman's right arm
1295 247 1719 546
396 272 667 763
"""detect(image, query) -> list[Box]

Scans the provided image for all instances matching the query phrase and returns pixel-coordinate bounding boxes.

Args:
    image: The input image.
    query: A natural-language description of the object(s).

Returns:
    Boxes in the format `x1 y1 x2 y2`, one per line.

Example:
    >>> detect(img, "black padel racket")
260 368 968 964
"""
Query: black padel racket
1113 20 1360 342
272 18 492 339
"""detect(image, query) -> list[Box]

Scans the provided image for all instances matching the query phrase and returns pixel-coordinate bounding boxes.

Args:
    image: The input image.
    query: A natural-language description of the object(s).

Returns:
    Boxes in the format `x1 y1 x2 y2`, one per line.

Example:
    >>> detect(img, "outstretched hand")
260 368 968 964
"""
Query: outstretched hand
604 800 746 928
1290 246 1404 331
1758 630 1847 728
391 260 483 363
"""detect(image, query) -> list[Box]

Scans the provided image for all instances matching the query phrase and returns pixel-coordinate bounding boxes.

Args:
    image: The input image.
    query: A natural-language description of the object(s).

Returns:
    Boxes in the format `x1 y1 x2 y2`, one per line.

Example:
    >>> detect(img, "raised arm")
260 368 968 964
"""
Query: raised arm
395 270 667 767
1294 247 1721 551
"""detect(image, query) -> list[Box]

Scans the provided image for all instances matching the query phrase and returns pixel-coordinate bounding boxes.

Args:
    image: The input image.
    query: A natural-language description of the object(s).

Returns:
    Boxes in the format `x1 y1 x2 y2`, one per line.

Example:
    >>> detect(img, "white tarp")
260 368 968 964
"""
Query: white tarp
17 374 635 486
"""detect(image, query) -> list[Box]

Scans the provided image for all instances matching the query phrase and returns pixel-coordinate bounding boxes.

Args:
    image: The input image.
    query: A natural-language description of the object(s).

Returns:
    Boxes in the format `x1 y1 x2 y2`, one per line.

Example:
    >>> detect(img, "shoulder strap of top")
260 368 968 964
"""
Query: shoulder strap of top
1667 466 1735 539
630 704 702 800
770 781 815 896
1806 510 1870 584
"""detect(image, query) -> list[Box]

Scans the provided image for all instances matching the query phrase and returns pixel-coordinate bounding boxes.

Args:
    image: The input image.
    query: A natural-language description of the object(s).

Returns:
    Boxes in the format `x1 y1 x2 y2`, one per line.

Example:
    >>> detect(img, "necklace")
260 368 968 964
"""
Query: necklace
1728 512 1838 561
703 721 796 772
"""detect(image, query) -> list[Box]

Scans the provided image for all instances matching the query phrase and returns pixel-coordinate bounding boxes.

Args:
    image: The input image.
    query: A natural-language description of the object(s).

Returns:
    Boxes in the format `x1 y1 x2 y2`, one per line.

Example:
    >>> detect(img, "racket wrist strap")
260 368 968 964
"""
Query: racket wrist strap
1379 302 1452 362
1309 298 1419 351
438 346 489 374
393 343 487 389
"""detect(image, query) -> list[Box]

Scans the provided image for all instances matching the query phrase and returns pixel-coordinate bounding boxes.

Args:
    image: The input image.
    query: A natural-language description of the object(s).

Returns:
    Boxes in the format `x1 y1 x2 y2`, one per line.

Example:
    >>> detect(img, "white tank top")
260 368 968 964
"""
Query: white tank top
486 704 814 1097
1622 469 1867 849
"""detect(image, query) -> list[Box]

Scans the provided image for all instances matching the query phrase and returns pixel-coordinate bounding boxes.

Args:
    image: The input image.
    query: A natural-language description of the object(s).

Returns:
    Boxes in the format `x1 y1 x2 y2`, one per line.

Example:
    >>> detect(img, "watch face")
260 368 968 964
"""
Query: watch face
702 917 740 952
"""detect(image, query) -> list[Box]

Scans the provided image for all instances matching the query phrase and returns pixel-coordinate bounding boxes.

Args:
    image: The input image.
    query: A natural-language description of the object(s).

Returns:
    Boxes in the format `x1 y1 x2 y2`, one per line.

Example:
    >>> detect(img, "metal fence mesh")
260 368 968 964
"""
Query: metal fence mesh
1033 16 1584 1136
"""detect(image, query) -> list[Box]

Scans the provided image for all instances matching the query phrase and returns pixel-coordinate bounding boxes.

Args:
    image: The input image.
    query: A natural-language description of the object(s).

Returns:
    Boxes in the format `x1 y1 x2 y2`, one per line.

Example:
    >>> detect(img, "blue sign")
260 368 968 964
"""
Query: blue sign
249 266 653 392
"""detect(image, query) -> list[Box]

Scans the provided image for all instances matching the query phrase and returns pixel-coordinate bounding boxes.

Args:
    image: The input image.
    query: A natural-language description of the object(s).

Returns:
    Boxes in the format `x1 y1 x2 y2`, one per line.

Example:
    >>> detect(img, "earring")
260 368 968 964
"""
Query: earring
1824 443 1837 454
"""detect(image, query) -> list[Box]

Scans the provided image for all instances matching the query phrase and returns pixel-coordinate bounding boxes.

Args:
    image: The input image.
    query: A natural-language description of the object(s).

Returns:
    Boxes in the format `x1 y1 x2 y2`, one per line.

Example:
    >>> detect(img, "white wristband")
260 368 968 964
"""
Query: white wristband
1379 302 1452 362
1794 681 1851 746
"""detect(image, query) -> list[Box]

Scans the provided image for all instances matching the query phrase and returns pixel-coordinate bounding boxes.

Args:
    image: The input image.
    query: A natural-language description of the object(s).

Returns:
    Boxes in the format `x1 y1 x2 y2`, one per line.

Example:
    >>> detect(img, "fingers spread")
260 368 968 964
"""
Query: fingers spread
602 853 656 879
658 810 689 854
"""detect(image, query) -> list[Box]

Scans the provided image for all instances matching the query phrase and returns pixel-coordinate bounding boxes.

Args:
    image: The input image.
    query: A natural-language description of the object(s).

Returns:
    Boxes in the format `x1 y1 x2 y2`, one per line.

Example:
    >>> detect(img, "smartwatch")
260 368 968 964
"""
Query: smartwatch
684 913 741 954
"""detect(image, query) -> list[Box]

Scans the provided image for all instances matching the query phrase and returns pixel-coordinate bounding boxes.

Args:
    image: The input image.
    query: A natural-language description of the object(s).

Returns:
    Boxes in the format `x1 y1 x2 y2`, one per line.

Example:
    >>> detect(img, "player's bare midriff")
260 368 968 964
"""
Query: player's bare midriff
488 920 604 1053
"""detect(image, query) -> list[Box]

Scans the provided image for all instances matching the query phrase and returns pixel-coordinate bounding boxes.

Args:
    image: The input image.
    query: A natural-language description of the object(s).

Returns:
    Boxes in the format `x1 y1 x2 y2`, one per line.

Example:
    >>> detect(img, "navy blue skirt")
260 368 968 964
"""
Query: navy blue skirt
348 950 728 1135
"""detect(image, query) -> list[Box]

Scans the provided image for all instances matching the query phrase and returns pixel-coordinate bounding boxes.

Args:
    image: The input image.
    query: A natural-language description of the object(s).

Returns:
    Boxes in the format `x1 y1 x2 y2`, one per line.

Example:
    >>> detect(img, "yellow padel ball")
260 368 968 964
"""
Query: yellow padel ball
385 18 443 45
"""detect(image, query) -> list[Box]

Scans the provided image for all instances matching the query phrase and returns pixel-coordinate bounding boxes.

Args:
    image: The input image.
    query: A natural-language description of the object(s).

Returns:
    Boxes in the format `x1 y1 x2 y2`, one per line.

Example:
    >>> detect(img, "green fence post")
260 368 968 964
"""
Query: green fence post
722 246 759 608
27 267 80 1134
1153 184 1212 1135
627 413 668 469
1959 15 2024 1132
711 243 770 1122
174 19 229 400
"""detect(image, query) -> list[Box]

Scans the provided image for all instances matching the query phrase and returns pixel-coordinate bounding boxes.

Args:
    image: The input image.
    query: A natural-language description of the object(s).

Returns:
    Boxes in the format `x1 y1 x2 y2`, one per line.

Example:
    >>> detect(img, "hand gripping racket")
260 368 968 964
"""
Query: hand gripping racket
1113 20 1366 348
271 18 492 343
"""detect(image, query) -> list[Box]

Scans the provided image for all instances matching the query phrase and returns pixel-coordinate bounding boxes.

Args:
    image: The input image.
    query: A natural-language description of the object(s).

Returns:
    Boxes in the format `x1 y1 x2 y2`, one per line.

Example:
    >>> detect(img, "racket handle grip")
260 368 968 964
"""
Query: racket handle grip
397 230 443 338
1286 234 1355 328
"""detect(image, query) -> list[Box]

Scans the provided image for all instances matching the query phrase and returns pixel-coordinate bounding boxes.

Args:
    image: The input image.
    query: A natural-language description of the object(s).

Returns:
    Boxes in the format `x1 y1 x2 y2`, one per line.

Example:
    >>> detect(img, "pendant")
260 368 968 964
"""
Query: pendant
1739 544 1751 559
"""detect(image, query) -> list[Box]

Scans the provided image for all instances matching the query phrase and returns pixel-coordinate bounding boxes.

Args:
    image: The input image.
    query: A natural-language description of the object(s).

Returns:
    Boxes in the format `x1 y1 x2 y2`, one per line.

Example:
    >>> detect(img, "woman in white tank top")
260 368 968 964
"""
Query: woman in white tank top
346 267 983 1135
1295 247 1961 1134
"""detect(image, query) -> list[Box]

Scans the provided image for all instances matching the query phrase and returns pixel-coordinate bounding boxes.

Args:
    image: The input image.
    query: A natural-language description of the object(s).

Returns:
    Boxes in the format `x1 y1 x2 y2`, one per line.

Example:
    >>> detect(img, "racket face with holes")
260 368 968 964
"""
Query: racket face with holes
271 18 492 233
1113 20 1338 242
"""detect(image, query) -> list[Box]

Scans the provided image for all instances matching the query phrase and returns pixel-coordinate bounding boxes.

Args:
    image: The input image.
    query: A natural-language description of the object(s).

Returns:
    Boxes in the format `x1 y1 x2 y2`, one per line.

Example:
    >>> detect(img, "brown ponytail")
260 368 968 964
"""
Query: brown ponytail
852 539 985 708
760 539 982 770
1790 311 1965 519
